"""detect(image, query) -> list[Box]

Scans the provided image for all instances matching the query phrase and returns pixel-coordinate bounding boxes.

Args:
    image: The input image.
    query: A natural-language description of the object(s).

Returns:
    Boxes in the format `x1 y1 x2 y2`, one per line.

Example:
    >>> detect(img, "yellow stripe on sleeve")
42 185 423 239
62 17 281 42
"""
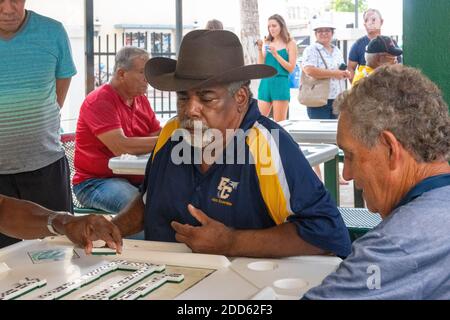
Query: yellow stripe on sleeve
152 117 180 161
246 126 292 225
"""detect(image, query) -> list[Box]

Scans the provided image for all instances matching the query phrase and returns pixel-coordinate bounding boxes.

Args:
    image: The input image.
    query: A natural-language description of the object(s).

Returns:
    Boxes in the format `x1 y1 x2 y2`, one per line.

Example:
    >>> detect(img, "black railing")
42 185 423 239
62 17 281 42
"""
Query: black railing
94 32 177 119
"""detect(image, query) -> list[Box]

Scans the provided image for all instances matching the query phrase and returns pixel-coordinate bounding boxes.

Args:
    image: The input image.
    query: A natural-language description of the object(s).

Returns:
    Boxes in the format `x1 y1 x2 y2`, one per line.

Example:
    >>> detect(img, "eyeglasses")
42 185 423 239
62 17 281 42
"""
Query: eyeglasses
315 28 333 34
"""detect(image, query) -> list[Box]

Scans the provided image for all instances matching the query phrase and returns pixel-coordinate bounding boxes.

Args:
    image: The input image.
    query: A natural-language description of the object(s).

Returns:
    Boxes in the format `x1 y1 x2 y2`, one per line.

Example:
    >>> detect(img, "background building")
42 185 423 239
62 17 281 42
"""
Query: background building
25 0 403 129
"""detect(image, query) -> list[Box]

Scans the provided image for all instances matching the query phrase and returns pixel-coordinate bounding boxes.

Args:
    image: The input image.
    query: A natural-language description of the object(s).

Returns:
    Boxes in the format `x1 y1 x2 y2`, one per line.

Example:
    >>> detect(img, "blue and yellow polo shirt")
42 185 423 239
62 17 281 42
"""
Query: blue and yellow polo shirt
142 99 351 257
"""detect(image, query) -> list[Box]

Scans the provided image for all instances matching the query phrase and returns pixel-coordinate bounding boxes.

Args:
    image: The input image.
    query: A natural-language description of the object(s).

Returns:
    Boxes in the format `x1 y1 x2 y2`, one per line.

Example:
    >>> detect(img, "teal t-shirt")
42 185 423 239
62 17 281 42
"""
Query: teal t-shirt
0 10 77 174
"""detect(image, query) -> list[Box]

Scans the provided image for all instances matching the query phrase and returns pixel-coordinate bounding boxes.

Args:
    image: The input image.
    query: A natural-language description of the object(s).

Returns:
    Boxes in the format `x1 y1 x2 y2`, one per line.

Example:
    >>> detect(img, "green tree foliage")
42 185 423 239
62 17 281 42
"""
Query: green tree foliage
331 0 368 12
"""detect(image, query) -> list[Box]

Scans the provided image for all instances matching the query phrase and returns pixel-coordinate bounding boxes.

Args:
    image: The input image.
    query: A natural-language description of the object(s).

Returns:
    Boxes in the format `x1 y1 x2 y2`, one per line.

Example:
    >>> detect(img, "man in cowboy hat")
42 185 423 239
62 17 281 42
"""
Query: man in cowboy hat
111 30 351 258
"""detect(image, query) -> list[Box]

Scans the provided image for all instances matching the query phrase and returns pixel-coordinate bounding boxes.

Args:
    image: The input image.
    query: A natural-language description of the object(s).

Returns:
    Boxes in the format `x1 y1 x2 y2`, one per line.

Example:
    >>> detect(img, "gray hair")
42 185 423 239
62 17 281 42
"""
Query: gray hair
334 64 450 162
205 19 224 30
114 46 149 74
227 80 253 99
364 52 379 67
363 8 383 21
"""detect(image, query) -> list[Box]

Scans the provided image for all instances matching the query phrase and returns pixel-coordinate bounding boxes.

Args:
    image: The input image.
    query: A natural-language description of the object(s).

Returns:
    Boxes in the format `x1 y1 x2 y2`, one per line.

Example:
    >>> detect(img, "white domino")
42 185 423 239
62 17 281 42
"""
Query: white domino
80 266 158 300
91 247 117 255
0 278 47 300
80 288 110 300
115 260 165 272
115 272 184 300
37 262 118 300
36 260 169 300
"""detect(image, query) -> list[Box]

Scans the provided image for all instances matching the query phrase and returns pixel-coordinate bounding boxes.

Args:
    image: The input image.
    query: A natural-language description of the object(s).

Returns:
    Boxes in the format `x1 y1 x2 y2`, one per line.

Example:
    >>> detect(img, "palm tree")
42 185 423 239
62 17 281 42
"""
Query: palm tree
239 0 260 65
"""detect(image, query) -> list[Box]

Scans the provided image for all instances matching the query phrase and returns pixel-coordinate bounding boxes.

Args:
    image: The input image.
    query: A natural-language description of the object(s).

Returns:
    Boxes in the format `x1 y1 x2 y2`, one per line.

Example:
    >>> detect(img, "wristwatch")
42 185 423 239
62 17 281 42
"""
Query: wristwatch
47 212 63 236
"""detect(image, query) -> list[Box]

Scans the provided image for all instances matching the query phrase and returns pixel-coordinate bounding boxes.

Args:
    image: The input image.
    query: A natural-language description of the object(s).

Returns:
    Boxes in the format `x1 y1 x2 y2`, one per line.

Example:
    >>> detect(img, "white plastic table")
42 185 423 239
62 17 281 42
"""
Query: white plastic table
0 238 342 300
279 119 364 207
279 119 338 144
108 143 339 175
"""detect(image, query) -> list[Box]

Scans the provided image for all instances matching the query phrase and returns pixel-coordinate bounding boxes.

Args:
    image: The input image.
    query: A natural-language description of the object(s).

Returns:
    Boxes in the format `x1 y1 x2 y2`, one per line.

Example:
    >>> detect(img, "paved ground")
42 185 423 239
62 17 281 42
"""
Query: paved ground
317 162 356 208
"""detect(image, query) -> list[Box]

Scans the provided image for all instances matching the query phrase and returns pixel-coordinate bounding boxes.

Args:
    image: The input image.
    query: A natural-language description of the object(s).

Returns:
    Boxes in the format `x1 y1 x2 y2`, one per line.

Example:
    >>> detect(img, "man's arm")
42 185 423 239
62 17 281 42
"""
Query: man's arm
97 128 160 156
347 60 358 83
0 195 122 254
228 223 326 257
0 195 51 239
56 78 72 108
111 195 146 237
171 205 326 258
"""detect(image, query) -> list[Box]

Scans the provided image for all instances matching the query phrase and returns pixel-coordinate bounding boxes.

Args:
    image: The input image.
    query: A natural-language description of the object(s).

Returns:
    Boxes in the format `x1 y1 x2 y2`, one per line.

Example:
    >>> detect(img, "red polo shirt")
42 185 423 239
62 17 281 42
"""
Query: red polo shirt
73 84 161 185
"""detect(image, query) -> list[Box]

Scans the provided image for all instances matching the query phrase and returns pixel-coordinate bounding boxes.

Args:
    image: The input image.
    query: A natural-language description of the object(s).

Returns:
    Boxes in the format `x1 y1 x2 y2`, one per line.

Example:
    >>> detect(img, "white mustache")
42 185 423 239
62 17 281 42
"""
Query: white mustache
180 119 209 131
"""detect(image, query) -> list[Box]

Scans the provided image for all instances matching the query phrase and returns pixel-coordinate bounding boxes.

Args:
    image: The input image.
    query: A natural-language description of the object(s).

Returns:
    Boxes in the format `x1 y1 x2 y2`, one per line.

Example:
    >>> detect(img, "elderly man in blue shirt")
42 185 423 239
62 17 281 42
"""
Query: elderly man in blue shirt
304 65 450 299
111 30 351 258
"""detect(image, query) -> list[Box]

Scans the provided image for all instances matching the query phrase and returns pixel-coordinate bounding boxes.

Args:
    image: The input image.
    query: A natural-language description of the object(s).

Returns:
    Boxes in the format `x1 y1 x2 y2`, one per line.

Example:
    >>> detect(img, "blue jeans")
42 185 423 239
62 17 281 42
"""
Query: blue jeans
307 99 337 119
73 178 140 214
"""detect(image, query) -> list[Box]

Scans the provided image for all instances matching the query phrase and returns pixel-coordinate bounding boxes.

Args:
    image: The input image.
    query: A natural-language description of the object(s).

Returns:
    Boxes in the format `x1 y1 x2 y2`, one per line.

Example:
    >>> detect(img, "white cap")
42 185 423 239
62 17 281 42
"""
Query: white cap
311 19 336 31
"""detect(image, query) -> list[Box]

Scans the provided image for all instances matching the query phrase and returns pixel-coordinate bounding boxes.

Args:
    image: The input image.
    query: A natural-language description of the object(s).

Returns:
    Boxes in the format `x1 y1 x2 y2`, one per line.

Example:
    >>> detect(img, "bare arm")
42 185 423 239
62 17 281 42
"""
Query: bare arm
111 195 146 237
303 66 349 80
171 205 326 258
97 128 160 156
256 39 265 64
56 78 72 108
228 223 326 258
0 195 122 253
271 40 298 74
0 195 52 239
347 60 358 82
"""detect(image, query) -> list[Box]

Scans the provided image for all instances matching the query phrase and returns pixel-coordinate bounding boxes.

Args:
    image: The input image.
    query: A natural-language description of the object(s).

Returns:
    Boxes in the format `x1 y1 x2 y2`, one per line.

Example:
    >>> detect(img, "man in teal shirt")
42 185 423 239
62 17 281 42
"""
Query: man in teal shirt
0 0 77 248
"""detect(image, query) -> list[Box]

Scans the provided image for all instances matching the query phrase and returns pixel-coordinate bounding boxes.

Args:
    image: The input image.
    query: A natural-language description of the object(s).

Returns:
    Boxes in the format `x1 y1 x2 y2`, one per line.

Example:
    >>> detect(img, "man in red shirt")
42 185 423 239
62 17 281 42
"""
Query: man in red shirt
74 47 161 214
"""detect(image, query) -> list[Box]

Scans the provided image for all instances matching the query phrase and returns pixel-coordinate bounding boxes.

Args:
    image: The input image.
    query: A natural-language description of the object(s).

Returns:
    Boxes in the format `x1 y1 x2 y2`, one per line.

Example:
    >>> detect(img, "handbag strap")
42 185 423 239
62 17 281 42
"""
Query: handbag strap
316 48 329 69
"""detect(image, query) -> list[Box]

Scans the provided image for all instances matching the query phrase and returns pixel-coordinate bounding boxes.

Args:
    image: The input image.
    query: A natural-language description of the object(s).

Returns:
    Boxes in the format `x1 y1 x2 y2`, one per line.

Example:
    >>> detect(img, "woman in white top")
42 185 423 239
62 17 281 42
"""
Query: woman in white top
301 20 350 120
301 21 350 183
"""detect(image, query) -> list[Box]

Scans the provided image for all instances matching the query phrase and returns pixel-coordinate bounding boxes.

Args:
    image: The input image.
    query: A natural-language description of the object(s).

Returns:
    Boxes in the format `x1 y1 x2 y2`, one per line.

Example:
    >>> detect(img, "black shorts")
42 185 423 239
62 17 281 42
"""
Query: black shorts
0 156 73 248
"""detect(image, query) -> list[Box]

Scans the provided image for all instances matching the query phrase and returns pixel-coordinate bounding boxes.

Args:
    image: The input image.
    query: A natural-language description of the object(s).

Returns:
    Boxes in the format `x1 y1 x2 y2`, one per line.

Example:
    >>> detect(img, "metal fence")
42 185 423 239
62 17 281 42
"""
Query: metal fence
94 34 400 120
94 32 178 119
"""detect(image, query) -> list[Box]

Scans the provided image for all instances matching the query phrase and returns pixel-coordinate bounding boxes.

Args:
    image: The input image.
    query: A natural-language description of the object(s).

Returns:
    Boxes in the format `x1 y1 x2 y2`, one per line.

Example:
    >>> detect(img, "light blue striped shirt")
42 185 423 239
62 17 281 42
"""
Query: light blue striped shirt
0 10 77 174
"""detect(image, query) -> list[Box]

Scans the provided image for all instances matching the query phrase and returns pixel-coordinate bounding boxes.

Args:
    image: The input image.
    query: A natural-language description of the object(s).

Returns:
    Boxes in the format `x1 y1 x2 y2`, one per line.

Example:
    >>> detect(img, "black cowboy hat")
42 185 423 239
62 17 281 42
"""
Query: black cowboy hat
145 29 276 91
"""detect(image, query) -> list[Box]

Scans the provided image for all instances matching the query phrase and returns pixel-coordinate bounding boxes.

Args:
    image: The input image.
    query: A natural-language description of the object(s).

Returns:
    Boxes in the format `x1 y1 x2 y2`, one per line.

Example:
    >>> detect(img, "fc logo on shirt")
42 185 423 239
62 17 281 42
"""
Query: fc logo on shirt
217 177 239 200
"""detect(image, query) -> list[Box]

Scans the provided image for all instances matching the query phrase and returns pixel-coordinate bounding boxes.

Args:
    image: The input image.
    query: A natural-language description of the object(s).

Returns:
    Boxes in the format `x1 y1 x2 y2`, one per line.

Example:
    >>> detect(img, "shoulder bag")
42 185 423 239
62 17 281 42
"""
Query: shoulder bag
298 48 330 107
